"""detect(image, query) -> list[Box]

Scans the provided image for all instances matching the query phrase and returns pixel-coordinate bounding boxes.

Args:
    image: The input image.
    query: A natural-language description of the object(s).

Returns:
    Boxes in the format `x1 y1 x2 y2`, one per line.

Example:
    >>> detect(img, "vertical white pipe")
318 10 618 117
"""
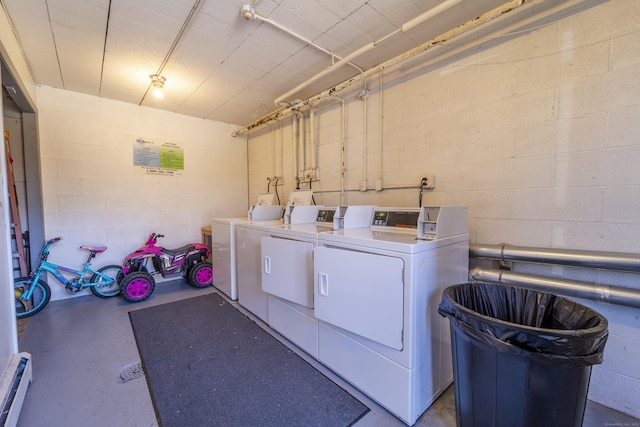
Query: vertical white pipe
331 95 346 205
271 126 276 179
292 114 299 185
299 112 305 179
310 108 317 172
279 123 284 181
341 100 346 204
377 71 384 188
361 86 368 191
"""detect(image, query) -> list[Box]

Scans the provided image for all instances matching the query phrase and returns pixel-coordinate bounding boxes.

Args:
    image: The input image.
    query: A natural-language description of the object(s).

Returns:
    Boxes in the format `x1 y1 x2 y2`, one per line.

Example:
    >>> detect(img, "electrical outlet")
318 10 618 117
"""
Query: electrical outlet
421 175 435 189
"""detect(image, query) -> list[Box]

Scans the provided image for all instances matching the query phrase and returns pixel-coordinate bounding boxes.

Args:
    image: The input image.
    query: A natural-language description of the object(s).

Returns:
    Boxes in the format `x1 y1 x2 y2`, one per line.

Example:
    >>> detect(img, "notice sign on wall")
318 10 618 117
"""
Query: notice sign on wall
133 138 184 176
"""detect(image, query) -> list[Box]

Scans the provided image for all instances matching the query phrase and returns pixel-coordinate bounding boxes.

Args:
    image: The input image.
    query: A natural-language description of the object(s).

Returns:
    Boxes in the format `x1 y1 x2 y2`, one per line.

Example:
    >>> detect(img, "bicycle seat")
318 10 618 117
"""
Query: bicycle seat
80 245 107 253
160 245 195 257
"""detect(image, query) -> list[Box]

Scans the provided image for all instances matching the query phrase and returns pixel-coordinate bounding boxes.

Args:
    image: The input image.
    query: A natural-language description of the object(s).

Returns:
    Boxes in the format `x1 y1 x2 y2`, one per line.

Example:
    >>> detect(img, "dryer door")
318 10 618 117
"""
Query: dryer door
261 236 314 308
314 246 404 350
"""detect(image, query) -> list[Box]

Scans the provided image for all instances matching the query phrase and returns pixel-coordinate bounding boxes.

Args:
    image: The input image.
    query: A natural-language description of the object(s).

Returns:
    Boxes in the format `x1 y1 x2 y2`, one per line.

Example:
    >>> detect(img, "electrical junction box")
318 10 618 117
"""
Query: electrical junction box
303 168 319 182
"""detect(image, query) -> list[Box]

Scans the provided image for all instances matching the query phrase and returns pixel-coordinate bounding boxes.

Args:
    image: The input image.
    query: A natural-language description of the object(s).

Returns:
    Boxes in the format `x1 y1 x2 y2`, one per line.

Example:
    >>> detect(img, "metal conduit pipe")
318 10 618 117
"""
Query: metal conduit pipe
470 267 640 309
470 243 640 272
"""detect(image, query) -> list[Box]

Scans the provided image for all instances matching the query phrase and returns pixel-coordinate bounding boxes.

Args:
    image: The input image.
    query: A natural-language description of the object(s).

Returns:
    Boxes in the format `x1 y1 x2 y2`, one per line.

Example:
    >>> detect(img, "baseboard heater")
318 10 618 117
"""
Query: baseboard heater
0 352 31 427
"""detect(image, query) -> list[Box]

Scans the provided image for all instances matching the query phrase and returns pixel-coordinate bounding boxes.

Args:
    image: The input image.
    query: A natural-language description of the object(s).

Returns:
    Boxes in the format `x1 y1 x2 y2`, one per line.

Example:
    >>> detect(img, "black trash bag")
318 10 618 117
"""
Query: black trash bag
438 282 608 367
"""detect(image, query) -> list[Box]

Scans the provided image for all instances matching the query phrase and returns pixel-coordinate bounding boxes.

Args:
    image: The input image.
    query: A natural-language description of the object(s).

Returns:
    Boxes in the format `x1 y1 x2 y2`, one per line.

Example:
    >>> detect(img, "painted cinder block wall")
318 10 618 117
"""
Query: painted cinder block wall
36 86 248 302
245 0 640 417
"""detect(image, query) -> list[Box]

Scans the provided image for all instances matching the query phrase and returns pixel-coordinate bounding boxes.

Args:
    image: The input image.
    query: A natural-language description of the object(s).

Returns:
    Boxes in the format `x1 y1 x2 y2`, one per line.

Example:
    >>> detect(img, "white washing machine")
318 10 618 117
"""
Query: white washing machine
261 206 374 358
234 190 317 321
313 206 469 425
211 204 283 301
210 217 248 301
235 218 283 322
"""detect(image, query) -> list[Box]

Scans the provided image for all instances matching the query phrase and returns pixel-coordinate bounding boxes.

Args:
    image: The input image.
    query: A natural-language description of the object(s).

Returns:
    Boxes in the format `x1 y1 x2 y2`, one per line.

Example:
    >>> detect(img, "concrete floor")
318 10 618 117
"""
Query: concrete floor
16 278 640 427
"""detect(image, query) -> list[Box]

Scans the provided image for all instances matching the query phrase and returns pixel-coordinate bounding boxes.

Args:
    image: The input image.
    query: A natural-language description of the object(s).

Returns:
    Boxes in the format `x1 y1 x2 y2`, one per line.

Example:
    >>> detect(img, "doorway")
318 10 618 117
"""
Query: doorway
2 59 44 278
1 58 44 344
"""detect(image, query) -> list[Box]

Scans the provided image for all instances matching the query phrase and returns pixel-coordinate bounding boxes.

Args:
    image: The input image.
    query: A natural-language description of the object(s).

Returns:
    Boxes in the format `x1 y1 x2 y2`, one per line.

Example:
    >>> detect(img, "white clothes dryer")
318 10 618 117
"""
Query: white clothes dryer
261 206 374 358
259 207 328 357
313 206 469 425
210 217 248 301
211 206 283 301
235 219 283 322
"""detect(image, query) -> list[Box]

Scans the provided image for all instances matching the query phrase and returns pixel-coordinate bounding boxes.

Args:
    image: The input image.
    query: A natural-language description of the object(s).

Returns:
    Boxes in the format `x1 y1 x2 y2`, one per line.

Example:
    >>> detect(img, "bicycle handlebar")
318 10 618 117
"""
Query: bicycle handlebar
47 237 63 244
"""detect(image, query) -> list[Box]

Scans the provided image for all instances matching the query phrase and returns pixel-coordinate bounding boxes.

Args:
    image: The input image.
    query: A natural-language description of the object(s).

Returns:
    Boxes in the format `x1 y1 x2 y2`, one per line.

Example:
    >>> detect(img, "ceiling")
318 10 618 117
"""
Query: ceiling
2 0 509 127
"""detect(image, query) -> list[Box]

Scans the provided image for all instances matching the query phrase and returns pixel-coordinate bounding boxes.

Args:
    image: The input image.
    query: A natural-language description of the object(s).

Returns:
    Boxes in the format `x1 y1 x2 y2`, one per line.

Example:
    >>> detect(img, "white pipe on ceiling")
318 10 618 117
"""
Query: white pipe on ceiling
273 0 467 106
232 0 525 137
241 5 363 74
275 42 375 106
402 0 465 32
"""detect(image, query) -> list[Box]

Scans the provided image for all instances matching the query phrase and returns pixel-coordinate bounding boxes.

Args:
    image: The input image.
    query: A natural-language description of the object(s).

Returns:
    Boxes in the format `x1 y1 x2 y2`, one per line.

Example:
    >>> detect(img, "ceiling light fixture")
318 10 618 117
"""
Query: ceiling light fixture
140 0 204 105
240 4 256 20
149 74 166 98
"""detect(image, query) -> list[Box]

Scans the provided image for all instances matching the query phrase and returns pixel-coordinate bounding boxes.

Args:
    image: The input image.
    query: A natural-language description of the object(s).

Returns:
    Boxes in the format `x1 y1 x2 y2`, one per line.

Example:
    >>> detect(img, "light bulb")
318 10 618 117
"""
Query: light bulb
149 74 166 99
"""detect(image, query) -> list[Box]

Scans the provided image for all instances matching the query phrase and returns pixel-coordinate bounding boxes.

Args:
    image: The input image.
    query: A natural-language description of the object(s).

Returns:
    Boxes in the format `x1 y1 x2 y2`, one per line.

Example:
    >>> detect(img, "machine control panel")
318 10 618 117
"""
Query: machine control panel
372 209 420 229
316 208 336 223
334 205 375 229
247 192 282 220
417 205 468 240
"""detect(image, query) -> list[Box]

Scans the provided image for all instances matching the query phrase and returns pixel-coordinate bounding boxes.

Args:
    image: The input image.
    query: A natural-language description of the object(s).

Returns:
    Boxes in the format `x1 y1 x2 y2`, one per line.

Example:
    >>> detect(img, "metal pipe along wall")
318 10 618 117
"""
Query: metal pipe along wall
470 267 640 309
469 243 640 308
470 243 640 272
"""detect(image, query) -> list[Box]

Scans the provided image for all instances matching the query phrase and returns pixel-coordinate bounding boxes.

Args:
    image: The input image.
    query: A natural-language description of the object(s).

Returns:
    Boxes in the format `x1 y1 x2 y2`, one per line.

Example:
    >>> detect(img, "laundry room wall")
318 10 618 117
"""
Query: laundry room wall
36 86 248 301
245 0 640 418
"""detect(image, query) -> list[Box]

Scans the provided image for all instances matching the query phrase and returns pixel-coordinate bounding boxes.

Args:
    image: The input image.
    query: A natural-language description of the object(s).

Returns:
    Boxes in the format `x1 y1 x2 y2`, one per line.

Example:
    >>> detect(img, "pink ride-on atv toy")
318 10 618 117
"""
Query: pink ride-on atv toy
120 233 212 302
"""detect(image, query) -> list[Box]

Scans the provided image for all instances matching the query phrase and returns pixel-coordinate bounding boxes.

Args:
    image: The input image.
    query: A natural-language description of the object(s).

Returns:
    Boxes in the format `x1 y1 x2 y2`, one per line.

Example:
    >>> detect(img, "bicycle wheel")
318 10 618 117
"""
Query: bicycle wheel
14 278 51 319
90 265 124 298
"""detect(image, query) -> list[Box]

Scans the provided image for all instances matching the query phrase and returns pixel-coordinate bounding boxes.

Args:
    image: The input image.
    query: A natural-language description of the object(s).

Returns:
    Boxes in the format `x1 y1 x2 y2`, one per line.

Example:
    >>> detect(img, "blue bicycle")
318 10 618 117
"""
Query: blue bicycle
14 237 123 318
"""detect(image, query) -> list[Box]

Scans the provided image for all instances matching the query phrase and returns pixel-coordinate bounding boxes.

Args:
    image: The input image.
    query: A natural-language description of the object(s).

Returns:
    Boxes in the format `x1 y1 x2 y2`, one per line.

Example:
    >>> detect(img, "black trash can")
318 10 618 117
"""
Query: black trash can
438 282 608 427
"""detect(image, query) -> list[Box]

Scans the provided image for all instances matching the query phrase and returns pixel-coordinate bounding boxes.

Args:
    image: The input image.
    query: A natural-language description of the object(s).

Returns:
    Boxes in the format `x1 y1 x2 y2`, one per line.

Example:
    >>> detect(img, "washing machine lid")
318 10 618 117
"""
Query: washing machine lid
319 228 450 254
235 219 283 231
211 217 251 225
269 223 334 239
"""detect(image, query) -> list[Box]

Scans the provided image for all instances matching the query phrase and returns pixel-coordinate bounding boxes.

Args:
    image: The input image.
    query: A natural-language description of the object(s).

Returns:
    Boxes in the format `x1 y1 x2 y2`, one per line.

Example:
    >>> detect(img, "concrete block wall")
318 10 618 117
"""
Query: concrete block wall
246 0 640 417
37 86 248 301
